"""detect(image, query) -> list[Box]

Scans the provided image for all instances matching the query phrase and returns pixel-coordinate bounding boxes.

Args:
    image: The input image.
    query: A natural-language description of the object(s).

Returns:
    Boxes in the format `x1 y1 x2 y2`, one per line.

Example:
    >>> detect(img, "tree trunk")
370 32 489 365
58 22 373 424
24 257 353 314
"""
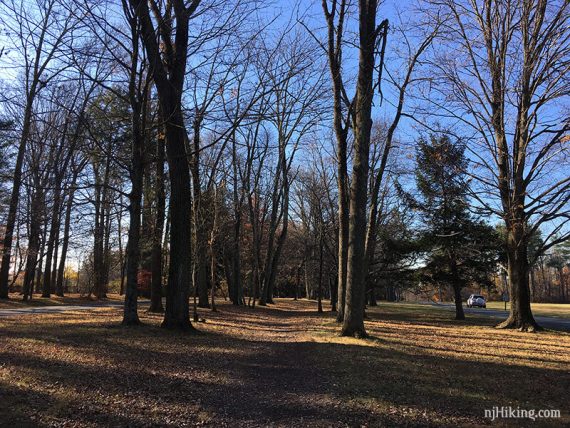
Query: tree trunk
210 187 219 312
294 263 301 301
322 0 350 324
161 106 193 331
128 0 195 331
368 286 377 306
231 209 242 305
55 181 76 297
453 284 465 320
35 230 46 295
190 114 210 309
122 39 145 324
336 177 348 322
102 192 113 295
450 256 465 320
122 127 143 325
259 161 283 306
341 1 381 338
330 276 337 311
210 241 217 312
42 183 63 297
0 92 36 298
22 186 44 301
558 267 566 303
317 232 323 313
194 252 210 308
304 260 310 299
230 138 243 306
117 195 125 296
149 122 166 313
93 150 111 299
497 230 540 331
529 267 536 301
51 221 60 289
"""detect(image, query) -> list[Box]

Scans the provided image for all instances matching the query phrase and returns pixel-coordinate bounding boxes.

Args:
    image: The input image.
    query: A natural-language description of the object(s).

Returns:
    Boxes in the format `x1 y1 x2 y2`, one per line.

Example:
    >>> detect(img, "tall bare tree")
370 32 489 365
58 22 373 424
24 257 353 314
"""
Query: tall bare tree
0 0 80 298
321 0 351 322
427 0 570 331
127 0 200 330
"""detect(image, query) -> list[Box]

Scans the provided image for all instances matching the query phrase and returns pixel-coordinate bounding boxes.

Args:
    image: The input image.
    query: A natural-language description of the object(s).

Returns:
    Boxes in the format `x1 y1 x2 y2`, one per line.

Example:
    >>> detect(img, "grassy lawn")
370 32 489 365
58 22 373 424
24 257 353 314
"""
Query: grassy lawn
485 301 570 319
400 299 570 320
0 299 568 427
0 293 125 309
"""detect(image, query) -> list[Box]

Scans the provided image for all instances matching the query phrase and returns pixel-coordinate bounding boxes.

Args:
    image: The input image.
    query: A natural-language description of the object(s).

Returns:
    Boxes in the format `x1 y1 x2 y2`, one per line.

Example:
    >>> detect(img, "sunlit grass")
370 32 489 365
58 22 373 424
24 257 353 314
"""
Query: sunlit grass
0 292 125 309
485 301 570 319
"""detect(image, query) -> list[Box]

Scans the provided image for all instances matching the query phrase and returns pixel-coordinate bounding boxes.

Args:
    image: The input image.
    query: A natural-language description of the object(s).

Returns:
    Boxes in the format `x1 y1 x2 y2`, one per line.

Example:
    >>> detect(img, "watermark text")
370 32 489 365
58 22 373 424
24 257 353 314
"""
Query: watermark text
485 406 560 422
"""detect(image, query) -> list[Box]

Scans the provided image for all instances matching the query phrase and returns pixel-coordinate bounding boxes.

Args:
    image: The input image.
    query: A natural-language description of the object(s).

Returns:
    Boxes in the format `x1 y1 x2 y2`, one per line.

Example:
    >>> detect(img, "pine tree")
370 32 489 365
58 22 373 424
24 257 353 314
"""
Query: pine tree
409 134 499 320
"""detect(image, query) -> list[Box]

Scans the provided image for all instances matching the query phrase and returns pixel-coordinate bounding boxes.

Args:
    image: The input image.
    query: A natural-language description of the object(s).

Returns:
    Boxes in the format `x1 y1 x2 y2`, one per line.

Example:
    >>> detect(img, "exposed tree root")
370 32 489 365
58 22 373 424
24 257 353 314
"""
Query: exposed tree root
340 325 368 338
496 316 543 332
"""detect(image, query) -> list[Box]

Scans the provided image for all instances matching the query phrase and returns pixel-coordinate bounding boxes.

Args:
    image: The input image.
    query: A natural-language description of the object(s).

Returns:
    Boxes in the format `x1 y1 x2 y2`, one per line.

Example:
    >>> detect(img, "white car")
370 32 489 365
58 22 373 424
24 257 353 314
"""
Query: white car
467 294 486 308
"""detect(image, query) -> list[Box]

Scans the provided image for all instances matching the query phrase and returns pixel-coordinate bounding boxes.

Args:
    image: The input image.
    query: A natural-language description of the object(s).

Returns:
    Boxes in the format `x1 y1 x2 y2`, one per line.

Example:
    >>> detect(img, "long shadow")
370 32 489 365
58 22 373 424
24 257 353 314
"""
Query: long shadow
2 320 569 427
1 301 569 427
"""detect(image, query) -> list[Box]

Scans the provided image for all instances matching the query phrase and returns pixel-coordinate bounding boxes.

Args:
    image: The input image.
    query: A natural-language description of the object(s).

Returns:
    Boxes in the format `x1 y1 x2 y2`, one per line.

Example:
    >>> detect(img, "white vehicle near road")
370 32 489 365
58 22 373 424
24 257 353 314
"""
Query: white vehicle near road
467 294 486 308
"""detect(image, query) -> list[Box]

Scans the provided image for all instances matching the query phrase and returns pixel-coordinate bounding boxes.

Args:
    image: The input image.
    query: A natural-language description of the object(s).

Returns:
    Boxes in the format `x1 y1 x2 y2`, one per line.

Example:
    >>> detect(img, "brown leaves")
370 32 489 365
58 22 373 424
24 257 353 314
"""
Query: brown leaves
0 299 568 427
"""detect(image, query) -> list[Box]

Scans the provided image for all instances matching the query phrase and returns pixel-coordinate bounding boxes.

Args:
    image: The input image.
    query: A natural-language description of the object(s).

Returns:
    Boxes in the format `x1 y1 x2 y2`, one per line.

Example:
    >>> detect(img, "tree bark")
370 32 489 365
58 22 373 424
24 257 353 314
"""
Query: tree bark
123 128 143 325
128 0 197 330
190 114 210 308
0 88 37 298
322 0 350 323
161 107 193 330
22 188 43 301
497 228 540 331
93 150 111 299
368 286 377 307
122 10 147 325
56 175 77 297
453 284 465 320
330 275 338 311
341 1 382 338
231 137 243 306
42 183 63 297
317 231 324 313
149 120 166 313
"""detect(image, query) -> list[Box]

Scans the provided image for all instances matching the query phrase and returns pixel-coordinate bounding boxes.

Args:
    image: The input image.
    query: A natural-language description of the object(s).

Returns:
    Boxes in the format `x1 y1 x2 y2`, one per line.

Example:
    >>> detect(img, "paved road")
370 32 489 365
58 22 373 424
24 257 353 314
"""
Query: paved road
429 302 570 332
0 300 150 318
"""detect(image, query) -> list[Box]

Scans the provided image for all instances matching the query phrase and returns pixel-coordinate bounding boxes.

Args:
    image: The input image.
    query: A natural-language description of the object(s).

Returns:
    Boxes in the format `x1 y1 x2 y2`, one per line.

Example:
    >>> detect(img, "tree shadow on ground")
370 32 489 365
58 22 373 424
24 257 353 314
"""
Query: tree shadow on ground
0 300 568 427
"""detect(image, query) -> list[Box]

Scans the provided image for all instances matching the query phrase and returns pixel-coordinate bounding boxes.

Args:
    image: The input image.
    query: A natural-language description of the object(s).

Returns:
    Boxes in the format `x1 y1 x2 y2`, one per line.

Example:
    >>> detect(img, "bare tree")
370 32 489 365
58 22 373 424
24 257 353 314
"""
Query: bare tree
325 0 388 338
363 17 440 301
0 0 81 298
256 29 327 306
426 0 570 331
321 0 351 322
127 0 200 330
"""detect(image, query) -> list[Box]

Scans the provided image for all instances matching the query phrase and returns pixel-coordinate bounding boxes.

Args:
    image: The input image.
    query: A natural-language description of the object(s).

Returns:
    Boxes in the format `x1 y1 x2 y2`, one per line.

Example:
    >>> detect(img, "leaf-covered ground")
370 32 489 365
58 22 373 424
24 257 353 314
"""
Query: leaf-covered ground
0 299 568 427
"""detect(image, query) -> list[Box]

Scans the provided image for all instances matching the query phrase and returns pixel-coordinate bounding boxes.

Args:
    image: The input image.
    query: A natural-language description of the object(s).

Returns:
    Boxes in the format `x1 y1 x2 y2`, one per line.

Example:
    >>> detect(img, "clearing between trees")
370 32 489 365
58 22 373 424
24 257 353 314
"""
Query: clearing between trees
0 299 568 427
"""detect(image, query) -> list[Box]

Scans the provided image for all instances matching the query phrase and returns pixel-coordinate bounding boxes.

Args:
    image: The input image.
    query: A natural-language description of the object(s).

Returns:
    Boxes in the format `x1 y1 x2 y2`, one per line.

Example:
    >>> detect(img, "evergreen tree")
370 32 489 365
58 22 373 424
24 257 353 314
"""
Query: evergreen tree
407 133 500 320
